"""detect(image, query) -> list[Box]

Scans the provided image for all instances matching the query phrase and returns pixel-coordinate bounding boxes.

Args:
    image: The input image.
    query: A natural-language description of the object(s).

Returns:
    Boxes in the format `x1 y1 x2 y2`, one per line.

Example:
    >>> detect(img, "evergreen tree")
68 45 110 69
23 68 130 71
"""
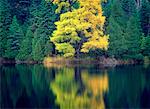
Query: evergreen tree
8 0 30 24
30 0 57 59
107 0 127 58
16 28 33 60
141 36 150 57
0 0 12 57
32 38 45 61
140 0 150 36
124 13 143 59
30 0 57 33
107 16 127 58
5 16 24 59
121 0 137 18
31 28 45 61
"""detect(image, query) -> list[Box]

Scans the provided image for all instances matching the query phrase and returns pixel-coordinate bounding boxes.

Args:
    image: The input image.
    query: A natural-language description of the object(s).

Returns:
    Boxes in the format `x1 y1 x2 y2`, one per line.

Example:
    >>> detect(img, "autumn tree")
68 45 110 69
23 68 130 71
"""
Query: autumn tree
50 0 109 58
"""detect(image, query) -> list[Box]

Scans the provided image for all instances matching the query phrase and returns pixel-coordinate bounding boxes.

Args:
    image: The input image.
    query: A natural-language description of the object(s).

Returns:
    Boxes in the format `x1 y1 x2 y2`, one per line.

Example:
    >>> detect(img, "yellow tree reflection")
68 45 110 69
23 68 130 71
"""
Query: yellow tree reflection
82 70 109 109
50 68 109 109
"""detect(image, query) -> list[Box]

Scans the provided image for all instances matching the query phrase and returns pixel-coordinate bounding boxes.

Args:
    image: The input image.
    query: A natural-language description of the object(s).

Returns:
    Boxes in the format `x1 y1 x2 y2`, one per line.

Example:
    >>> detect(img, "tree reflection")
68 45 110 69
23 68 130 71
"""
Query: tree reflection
107 65 148 108
82 70 109 109
50 67 109 109
1 65 57 108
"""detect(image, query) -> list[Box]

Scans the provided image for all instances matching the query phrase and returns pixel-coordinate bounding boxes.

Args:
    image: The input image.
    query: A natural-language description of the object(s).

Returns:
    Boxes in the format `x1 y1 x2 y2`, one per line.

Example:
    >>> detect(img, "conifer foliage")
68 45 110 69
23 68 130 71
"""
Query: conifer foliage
5 16 24 59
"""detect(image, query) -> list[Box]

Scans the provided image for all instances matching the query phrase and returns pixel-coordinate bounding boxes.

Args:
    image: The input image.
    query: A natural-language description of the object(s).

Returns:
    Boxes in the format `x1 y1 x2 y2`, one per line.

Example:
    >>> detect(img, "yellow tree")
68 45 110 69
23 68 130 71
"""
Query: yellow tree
50 0 109 58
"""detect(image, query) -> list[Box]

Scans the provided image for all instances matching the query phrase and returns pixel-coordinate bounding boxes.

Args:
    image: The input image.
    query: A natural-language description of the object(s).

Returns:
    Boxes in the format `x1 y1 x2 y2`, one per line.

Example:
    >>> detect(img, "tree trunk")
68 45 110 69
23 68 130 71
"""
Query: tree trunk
74 67 85 94
75 48 80 59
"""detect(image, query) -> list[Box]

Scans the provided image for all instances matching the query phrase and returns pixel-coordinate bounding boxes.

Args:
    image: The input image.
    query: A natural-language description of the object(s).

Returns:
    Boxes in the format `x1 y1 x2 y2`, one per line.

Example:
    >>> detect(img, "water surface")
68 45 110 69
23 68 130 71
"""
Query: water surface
1 64 150 108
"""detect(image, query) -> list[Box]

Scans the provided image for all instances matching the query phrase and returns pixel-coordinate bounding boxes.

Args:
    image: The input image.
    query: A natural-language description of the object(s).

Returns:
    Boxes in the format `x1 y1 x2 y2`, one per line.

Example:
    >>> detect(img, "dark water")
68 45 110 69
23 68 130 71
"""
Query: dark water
0 64 150 109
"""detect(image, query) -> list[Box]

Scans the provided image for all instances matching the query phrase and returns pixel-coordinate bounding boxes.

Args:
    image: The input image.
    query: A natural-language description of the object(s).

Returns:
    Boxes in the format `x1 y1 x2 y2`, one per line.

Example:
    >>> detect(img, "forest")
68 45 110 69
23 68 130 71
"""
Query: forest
0 0 150 62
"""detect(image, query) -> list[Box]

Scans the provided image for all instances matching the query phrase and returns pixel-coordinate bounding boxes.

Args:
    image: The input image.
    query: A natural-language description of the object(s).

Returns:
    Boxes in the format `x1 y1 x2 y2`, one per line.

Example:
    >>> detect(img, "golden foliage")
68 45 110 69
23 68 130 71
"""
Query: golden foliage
50 0 109 57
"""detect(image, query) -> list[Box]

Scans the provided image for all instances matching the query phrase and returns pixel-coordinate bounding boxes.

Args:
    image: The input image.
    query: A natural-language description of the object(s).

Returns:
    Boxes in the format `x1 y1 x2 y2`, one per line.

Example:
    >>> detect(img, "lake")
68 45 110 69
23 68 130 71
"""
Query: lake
1 64 150 109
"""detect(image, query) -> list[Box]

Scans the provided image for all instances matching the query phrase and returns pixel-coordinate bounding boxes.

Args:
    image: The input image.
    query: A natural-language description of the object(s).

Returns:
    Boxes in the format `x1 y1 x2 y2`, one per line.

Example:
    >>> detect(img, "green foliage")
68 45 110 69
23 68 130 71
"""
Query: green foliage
16 28 33 60
9 0 30 24
140 0 150 36
5 16 24 59
121 0 137 18
106 0 144 60
141 36 150 57
32 39 45 61
30 0 57 59
107 1 127 58
0 0 12 57
124 13 143 60
31 28 45 61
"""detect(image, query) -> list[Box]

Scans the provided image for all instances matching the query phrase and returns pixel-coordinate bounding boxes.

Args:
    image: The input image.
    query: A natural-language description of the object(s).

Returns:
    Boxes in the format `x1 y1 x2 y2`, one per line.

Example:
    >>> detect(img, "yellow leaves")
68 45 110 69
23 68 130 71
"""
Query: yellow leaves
50 0 109 57
55 43 75 57
81 35 109 53
99 35 109 50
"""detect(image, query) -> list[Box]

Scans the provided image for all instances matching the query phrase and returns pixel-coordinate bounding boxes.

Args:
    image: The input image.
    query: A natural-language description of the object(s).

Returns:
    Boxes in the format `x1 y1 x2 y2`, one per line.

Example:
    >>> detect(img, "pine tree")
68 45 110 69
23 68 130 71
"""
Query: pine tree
16 28 33 60
8 0 30 24
32 38 45 61
120 0 143 60
107 16 127 58
121 0 137 18
124 13 143 59
107 0 127 58
31 28 45 61
141 36 150 57
5 16 24 59
30 0 57 59
0 0 12 57
140 0 150 36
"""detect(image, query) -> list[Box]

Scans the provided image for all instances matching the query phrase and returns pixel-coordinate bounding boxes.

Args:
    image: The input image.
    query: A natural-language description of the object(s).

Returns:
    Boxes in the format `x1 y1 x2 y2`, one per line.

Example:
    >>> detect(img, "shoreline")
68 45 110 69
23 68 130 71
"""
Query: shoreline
0 57 144 67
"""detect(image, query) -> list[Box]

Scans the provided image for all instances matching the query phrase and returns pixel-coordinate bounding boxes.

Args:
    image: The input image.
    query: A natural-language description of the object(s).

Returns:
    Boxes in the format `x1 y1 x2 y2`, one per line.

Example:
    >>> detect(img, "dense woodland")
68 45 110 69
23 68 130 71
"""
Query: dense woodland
0 0 150 61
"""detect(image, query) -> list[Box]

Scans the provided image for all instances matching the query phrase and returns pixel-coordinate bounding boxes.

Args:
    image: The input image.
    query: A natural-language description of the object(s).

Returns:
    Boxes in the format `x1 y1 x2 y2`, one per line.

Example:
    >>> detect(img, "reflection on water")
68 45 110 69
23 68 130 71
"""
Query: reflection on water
50 68 108 109
0 64 150 108
0 65 57 108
